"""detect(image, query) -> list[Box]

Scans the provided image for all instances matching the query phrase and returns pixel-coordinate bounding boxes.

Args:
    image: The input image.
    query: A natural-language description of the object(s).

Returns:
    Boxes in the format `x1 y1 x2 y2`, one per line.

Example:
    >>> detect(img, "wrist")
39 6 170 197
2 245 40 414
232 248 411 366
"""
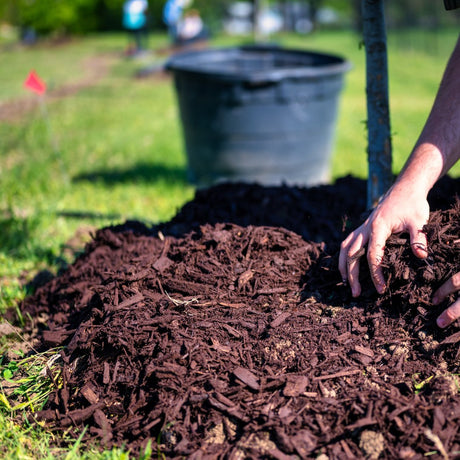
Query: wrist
392 142 445 198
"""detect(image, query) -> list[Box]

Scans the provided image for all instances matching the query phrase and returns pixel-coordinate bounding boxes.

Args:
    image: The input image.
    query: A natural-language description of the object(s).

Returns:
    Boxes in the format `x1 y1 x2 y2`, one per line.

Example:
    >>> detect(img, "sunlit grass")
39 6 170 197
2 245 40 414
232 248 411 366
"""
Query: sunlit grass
0 409 147 459
0 348 63 413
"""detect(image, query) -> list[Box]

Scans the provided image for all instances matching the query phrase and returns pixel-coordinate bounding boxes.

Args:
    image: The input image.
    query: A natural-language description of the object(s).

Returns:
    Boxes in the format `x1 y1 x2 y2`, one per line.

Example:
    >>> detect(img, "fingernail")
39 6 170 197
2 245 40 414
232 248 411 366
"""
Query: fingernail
437 317 447 328
377 284 386 295
413 243 427 253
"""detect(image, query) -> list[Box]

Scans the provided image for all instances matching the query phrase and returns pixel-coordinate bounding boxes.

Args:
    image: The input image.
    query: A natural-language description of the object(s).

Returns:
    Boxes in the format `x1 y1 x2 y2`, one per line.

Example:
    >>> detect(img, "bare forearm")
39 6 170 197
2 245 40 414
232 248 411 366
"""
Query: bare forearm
340 36 460 323
393 35 460 197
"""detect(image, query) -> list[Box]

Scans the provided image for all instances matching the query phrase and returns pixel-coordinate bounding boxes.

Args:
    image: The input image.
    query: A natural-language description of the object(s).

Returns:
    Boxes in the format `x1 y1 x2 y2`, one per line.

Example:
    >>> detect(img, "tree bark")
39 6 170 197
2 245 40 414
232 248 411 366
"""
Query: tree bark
362 0 393 209
253 0 265 42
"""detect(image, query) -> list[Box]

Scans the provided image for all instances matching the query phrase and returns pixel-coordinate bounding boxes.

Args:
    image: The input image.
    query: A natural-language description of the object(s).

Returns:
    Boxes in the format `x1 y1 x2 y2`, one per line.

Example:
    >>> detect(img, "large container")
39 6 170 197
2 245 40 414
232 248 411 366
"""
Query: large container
166 45 350 187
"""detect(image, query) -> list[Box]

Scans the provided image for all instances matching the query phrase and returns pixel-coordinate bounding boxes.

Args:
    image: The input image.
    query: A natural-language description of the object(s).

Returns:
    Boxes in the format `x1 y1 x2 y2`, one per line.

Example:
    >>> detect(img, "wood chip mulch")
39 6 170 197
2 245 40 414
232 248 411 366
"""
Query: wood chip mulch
17 176 460 459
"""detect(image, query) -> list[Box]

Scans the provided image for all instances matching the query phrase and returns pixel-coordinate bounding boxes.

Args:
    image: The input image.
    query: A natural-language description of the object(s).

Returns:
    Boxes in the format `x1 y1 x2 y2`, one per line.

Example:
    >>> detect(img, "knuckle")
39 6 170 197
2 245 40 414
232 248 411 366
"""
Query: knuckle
444 306 460 323
367 249 382 266
369 266 380 280
369 215 384 231
452 273 460 290
367 248 375 261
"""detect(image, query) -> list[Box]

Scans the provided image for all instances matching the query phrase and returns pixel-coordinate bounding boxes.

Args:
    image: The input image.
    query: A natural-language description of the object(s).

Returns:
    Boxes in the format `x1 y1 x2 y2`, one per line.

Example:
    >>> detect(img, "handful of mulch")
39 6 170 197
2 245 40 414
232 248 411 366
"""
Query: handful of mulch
380 198 459 314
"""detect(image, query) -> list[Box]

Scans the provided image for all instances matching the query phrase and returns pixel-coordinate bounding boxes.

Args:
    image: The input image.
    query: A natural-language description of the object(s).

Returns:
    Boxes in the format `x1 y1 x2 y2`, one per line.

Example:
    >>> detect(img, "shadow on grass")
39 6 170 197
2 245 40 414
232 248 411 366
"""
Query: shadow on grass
56 210 124 220
72 162 188 186
0 215 57 263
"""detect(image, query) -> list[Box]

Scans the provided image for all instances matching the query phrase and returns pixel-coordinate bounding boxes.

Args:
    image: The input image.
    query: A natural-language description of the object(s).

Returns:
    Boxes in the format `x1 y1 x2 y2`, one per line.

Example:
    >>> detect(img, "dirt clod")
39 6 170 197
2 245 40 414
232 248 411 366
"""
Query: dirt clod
359 430 385 459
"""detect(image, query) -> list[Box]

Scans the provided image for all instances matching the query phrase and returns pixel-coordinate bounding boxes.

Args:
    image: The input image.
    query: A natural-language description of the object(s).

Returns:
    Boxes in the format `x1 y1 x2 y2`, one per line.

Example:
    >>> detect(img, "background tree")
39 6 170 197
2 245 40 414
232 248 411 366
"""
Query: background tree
0 0 457 39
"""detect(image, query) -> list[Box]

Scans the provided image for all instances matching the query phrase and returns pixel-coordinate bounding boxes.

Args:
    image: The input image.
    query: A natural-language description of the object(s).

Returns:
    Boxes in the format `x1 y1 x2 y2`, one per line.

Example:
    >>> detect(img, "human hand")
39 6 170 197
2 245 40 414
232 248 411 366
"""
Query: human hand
339 186 430 298
433 272 460 328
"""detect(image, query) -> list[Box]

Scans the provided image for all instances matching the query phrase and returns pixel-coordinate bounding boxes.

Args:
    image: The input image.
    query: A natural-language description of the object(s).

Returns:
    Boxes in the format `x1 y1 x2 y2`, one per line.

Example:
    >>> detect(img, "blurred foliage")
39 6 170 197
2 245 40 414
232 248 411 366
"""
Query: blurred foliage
385 0 459 28
0 0 123 35
191 0 230 33
0 0 230 36
0 0 458 37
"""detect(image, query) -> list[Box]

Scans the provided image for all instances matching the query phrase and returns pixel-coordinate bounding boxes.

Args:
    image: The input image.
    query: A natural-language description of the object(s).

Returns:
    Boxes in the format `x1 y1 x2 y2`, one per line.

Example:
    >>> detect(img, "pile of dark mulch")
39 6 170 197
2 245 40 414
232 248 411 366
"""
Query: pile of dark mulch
18 176 460 459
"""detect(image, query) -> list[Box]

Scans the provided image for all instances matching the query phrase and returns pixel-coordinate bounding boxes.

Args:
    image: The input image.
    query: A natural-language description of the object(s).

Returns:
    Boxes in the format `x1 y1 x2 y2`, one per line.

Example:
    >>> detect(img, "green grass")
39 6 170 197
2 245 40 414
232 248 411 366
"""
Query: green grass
0 28 459 458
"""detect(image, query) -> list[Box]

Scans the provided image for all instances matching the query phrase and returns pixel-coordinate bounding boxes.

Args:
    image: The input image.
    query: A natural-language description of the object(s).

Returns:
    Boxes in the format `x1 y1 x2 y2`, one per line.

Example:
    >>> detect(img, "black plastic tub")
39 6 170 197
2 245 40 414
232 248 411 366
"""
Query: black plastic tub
166 45 351 187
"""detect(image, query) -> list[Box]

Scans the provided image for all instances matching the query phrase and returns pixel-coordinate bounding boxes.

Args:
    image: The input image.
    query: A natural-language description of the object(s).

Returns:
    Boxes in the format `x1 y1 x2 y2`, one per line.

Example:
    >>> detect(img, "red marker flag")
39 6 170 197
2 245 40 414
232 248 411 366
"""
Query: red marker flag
24 70 47 95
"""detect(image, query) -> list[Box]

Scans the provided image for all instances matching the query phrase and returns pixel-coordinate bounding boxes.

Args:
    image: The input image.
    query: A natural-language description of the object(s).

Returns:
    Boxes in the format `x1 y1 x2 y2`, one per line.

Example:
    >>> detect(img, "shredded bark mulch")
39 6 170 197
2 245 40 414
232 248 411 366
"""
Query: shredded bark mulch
17 176 460 459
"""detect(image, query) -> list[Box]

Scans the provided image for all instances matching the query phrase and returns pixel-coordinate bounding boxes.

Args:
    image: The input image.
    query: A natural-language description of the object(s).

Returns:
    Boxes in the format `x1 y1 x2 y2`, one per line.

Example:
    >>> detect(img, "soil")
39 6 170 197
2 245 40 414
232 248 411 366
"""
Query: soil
16 175 460 459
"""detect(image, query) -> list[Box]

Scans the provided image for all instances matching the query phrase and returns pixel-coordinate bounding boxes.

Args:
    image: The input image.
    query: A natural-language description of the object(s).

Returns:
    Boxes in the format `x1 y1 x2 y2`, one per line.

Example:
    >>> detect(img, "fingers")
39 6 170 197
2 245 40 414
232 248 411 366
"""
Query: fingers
347 245 364 298
433 272 460 305
408 227 428 259
436 298 460 328
367 225 391 295
338 233 353 281
433 273 460 328
339 230 367 298
339 222 389 297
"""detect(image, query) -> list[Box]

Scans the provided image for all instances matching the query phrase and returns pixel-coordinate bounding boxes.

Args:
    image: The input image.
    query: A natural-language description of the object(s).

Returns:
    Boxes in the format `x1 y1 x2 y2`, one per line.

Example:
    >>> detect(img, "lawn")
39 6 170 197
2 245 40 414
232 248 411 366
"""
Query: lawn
0 27 459 458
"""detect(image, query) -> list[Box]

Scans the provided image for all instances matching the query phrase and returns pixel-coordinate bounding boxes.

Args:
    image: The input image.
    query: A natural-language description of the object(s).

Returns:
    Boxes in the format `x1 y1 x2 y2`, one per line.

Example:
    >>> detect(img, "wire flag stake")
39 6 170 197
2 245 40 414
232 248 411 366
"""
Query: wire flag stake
23 70 67 183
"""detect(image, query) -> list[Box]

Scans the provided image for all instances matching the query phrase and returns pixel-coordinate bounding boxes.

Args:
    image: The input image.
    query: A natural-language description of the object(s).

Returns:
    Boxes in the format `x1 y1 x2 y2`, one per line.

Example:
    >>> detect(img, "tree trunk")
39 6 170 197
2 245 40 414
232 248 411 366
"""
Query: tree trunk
362 0 393 209
253 0 266 42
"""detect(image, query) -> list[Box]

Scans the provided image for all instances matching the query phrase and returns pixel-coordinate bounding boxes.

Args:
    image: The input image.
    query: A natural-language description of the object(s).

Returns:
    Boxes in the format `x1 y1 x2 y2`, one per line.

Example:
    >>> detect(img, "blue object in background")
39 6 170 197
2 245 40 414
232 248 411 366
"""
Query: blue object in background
163 0 192 42
123 0 148 30
163 0 183 26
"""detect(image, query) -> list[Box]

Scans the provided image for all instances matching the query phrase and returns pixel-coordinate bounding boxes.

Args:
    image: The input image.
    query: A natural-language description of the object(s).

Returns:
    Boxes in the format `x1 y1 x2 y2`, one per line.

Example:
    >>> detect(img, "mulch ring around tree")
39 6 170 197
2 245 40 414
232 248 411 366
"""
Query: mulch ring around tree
15 176 460 458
